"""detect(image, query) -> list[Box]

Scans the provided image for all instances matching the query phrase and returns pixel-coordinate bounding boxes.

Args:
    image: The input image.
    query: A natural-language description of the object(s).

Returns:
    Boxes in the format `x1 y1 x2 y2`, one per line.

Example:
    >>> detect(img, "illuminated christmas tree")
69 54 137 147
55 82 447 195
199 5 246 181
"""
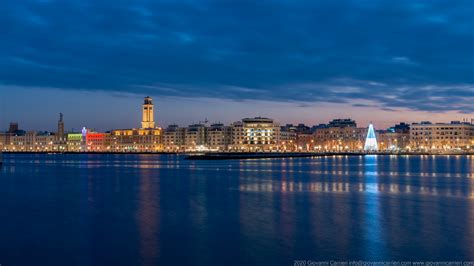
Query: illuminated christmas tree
364 123 378 151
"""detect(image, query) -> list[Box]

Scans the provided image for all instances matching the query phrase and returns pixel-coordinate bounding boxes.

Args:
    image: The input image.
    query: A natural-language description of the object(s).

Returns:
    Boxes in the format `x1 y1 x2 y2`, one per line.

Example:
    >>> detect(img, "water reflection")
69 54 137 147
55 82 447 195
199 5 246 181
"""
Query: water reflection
363 155 384 259
0 154 473 264
137 167 160 265
238 181 472 198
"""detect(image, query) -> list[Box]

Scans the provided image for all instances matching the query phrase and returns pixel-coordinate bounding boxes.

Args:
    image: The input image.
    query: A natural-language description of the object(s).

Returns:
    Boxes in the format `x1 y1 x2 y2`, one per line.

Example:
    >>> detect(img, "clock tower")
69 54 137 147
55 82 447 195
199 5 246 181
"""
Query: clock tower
141 96 155 129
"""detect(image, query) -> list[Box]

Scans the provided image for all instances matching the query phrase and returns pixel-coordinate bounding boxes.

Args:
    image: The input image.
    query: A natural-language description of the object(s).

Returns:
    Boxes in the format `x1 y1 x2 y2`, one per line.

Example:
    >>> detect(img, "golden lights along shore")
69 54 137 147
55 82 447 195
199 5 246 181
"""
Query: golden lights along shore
1 96 473 154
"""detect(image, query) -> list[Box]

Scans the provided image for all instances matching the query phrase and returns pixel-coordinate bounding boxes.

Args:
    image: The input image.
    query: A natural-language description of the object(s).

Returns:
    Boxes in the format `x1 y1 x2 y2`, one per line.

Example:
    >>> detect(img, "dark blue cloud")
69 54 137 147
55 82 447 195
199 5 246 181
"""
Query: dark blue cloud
0 0 472 113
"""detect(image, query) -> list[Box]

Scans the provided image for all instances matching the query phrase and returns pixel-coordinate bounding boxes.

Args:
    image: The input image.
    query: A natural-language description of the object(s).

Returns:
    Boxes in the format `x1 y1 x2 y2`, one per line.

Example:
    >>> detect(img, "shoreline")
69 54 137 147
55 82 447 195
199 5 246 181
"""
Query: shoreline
2 151 473 159
183 151 473 160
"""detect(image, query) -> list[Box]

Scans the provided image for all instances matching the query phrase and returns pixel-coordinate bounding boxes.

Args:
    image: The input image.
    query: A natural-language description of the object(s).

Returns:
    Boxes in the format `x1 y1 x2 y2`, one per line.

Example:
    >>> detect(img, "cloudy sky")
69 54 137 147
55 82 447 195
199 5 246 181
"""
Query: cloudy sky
0 0 473 131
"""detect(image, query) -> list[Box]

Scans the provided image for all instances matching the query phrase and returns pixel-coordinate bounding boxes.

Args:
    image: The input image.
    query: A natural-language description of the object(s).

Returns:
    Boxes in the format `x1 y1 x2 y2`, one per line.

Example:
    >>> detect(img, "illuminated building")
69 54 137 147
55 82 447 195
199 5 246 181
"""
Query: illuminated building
279 130 297 151
377 123 410 151
377 132 410 151
230 117 280 152
296 133 314 151
207 123 232 151
8 131 55 151
86 132 110 151
410 121 474 151
1 125 16 151
35 132 56 151
364 123 378 151
141 96 155 129
184 124 207 151
111 96 162 152
67 133 83 151
1 122 21 151
0 121 70 152
9 132 27 151
0 133 6 150
313 119 366 151
163 125 185 152
280 124 312 151
111 128 161 152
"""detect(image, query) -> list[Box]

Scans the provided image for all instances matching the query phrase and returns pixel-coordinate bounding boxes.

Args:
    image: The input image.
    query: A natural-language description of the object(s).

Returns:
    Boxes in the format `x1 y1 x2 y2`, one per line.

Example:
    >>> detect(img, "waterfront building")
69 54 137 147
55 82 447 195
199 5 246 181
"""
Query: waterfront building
1 121 68 152
163 125 186 152
410 121 474 151
0 133 6 150
230 117 280 152
229 121 244 151
313 119 366 151
1 123 22 151
1 131 14 151
9 132 27 151
111 96 162 152
377 132 410 151
279 130 297 151
280 124 312 151
67 133 83 151
280 124 296 151
296 133 314 151
35 132 56 151
8 131 56 151
111 128 161 152
377 123 410 151
184 124 207 151
86 131 110 151
207 123 232 151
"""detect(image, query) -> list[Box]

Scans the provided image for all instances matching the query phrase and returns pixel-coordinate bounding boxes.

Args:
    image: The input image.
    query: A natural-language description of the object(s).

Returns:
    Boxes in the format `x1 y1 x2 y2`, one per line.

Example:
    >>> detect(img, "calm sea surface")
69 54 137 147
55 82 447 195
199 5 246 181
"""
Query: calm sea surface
0 154 473 265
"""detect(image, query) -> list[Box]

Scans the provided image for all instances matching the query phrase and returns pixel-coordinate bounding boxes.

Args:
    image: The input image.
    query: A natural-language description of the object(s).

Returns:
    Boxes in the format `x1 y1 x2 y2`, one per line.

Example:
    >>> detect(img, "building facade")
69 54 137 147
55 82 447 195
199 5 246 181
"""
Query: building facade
111 128 161 152
410 121 474 151
313 119 366 151
207 123 232 151
67 133 83 151
184 124 207 151
111 96 162 152
163 125 186 152
231 117 280 152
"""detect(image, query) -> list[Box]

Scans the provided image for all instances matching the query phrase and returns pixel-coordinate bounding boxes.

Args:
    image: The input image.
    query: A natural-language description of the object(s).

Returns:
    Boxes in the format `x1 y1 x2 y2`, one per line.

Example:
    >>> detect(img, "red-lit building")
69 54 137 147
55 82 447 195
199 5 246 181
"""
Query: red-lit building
86 132 109 151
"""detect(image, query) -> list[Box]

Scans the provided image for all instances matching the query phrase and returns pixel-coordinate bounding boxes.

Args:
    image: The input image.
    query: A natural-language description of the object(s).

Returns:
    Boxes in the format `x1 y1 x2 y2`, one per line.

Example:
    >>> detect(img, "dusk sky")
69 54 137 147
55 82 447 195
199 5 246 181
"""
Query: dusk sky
0 0 473 132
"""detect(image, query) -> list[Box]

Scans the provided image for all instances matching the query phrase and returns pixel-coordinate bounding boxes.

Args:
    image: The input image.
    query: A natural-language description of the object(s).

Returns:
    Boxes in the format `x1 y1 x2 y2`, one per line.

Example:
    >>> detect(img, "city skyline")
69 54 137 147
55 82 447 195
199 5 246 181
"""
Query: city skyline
0 88 472 133
2 96 472 153
1 0 473 131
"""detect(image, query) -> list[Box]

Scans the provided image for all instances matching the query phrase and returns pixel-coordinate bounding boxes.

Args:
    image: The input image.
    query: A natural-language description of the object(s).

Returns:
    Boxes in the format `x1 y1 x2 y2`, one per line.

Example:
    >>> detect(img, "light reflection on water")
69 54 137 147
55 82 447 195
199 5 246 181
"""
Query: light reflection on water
0 154 473 265
238 181 473 198
363 155 384 259
137 167 160 265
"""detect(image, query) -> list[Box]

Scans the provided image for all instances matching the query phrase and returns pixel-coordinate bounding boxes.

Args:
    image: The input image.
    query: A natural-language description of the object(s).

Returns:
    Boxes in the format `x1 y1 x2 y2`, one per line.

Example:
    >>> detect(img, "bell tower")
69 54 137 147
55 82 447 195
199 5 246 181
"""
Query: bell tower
141 96 155 129
57 113 65 143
